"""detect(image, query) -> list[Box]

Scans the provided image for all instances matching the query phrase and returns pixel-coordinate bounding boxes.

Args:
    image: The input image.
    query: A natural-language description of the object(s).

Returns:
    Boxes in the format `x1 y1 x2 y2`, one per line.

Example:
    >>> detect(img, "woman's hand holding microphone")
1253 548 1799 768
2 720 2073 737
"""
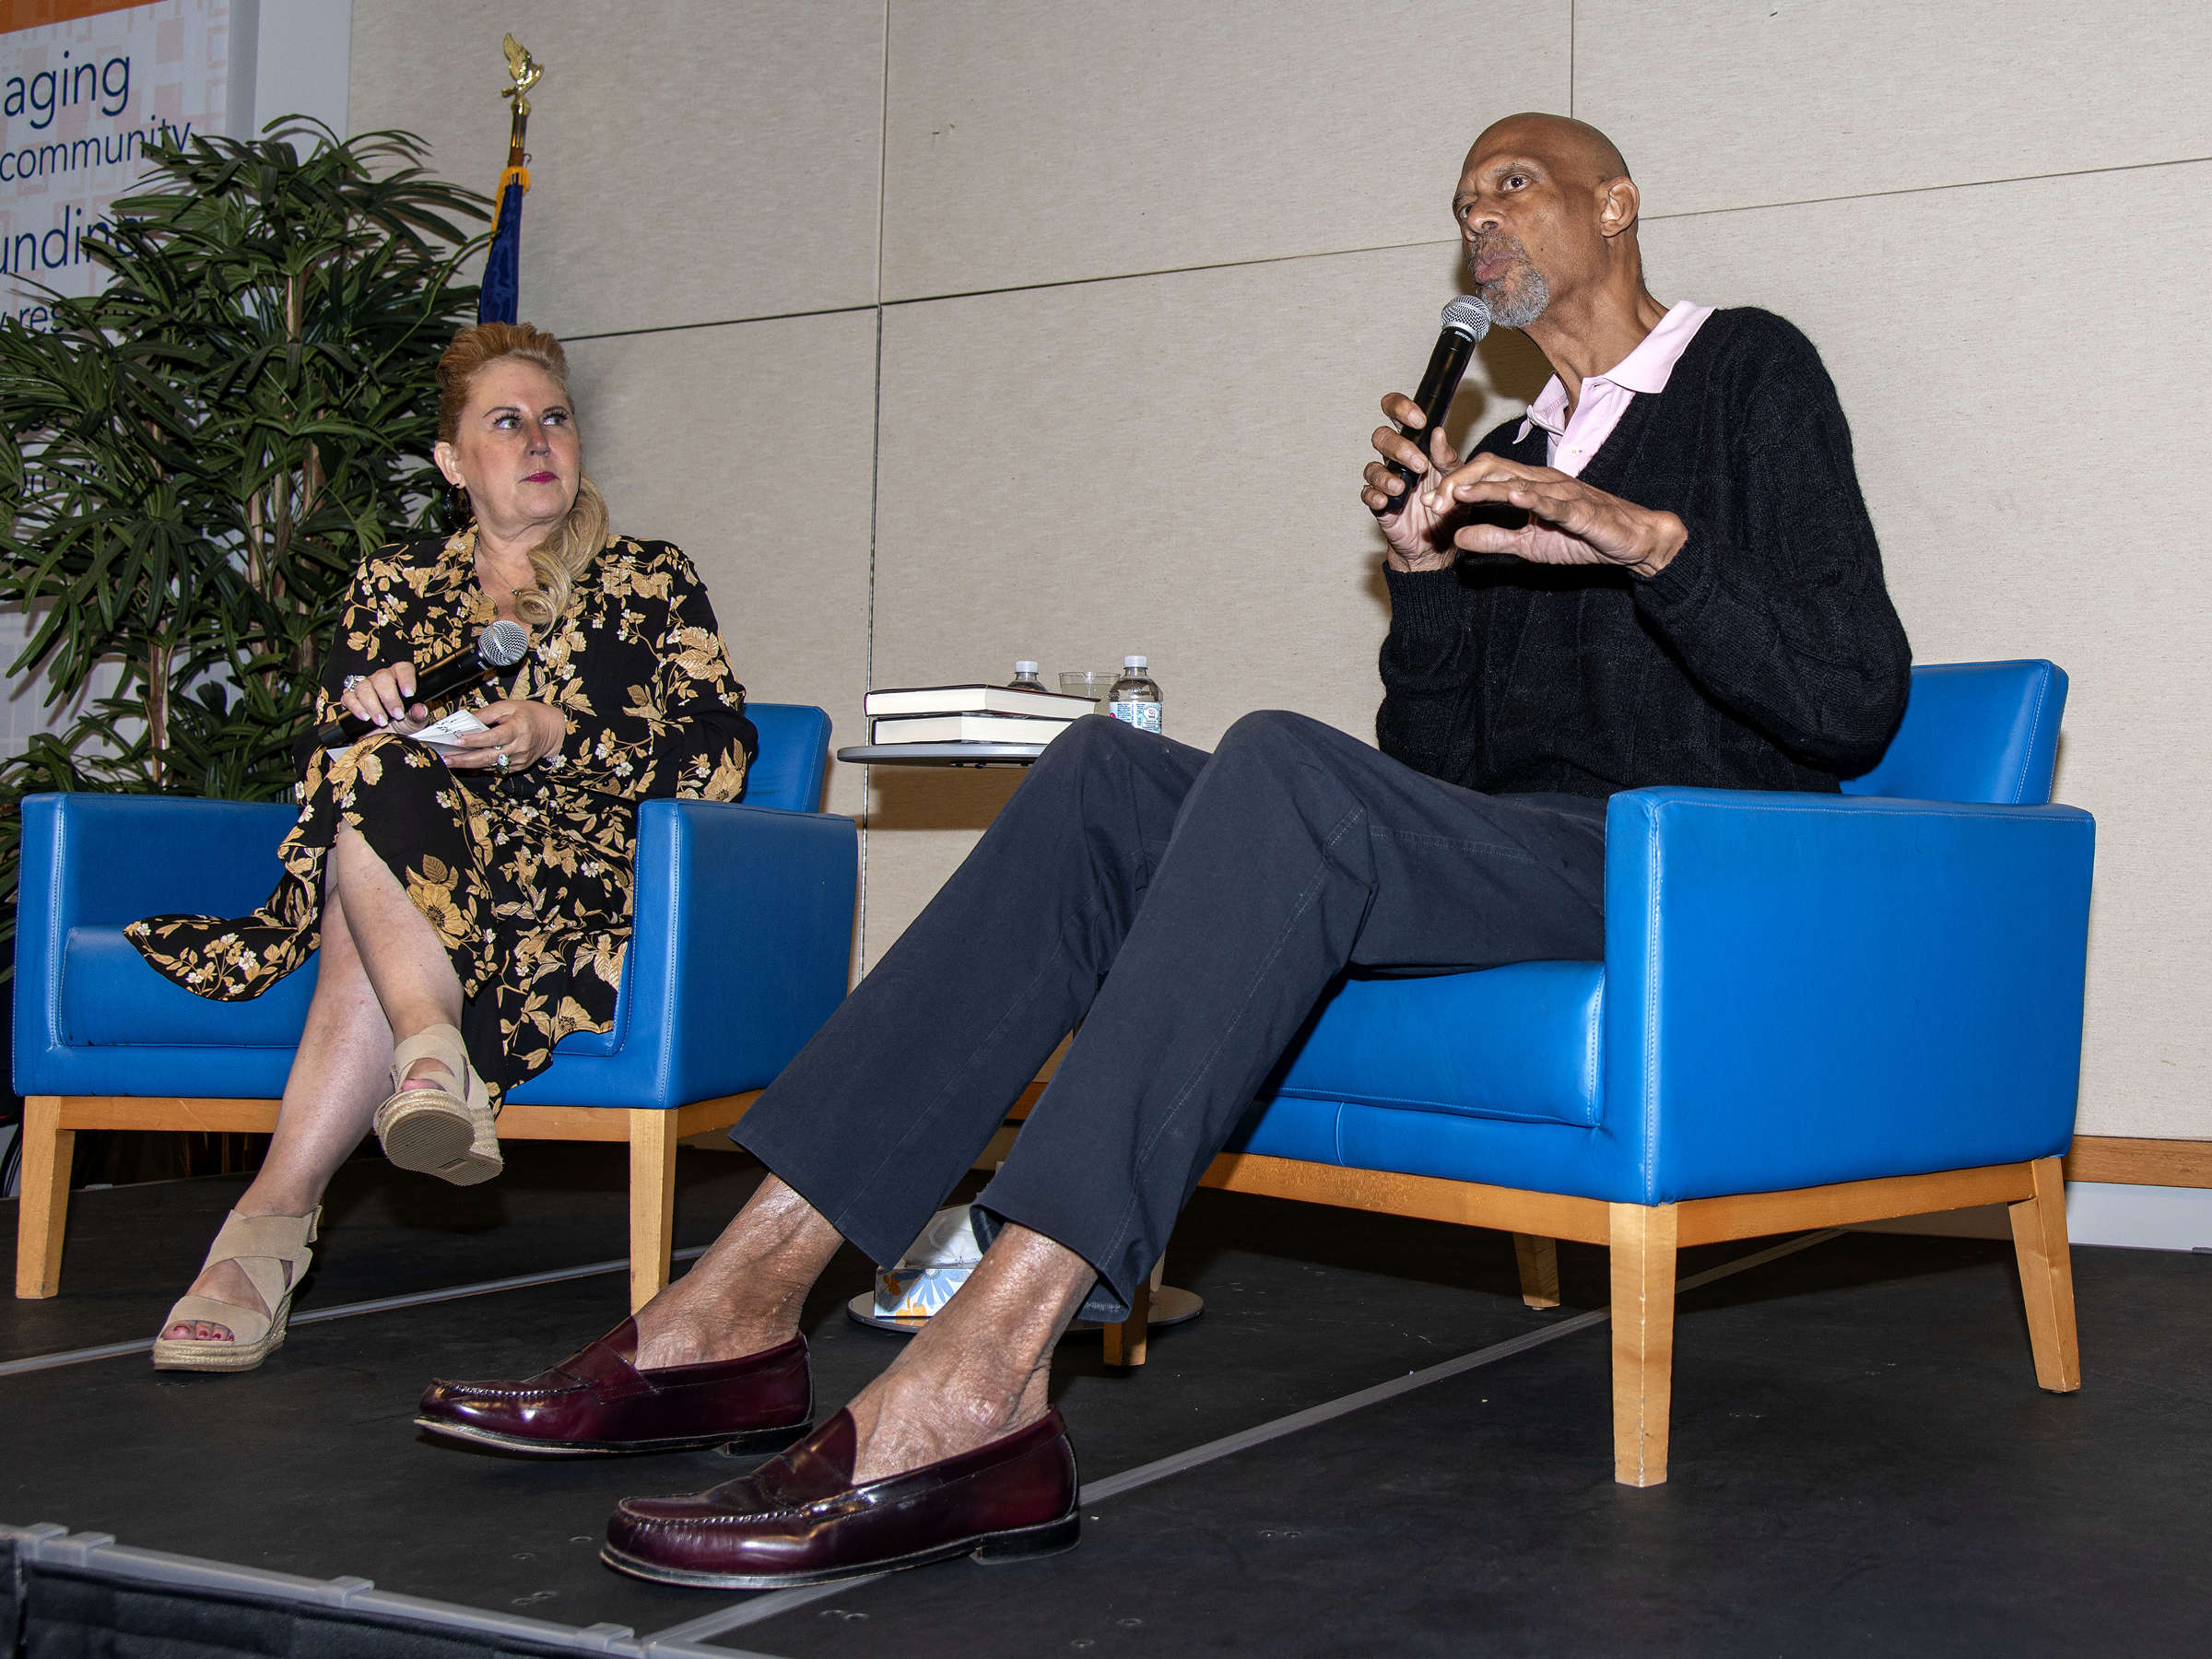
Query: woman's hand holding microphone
337 664 564 774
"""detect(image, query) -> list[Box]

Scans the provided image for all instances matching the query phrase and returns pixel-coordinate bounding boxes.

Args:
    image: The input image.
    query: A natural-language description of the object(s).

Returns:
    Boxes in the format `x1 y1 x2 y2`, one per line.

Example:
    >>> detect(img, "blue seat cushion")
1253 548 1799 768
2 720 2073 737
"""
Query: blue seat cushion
61 927 319 1049
57 926 621 1057
1268 960 1605 1127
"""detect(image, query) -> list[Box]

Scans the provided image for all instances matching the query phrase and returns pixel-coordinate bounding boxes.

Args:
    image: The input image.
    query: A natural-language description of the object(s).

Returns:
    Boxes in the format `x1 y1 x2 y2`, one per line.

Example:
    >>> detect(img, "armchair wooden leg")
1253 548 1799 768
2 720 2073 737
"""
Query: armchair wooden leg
2008 1154 2081 1393
628 1109 679 1314
1608 1202 1678 1488
1512 1232 1560 1309
16 1096 74 1300
1102 1254 1165 1368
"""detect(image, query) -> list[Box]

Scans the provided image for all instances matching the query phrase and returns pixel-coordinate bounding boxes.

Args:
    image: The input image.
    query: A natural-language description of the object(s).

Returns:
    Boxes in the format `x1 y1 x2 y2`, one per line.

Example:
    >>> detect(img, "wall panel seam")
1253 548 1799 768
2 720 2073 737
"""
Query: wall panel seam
877 238 1461 312
875 0 890 307
562 142 2212 351
1643 153 2212 227
858 0 892 974
561 303 878 347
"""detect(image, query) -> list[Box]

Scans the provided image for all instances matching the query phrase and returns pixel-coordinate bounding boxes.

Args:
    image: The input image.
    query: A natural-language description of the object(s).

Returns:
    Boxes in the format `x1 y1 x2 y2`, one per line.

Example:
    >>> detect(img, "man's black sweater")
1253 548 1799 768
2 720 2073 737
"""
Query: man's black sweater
1377 307 1911 799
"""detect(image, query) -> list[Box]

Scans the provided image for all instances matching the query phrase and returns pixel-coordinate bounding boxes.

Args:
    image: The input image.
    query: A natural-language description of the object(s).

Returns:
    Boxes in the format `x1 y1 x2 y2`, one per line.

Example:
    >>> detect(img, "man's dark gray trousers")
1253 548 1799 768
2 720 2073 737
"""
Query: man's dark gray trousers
734 711 1607 1314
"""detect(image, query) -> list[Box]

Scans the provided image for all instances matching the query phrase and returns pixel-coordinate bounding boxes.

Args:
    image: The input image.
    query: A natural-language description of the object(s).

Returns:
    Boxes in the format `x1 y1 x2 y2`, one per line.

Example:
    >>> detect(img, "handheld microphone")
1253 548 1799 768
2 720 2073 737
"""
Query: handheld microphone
1377 294 1493 512
313 619 530 747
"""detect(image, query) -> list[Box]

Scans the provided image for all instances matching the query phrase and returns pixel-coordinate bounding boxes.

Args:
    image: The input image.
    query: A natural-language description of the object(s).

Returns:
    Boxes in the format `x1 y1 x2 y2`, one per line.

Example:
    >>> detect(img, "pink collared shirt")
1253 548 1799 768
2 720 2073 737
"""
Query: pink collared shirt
1517 301 1715 478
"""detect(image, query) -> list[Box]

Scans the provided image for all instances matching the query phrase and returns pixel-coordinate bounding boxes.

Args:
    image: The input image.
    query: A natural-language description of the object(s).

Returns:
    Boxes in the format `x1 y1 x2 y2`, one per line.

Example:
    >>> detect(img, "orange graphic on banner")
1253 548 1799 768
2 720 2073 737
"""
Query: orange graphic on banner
1 0 149 35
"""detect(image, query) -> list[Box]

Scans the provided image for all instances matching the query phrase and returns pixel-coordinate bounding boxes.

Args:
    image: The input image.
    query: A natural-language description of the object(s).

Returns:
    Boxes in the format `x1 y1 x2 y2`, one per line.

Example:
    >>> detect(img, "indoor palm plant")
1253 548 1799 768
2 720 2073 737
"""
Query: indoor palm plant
0 123 485 1182
0 122 488 971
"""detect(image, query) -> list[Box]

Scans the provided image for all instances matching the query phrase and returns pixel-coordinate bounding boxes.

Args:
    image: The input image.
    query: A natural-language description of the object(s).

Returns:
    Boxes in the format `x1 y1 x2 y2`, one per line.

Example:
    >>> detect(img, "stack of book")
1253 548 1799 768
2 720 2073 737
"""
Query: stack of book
865 683 1096 747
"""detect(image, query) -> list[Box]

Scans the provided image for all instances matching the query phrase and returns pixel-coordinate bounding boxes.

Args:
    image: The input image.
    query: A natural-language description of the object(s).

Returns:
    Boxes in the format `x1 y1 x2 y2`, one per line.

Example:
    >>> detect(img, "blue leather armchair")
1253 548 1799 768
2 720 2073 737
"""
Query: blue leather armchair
13 703 857 1310
1194 662 2094 1484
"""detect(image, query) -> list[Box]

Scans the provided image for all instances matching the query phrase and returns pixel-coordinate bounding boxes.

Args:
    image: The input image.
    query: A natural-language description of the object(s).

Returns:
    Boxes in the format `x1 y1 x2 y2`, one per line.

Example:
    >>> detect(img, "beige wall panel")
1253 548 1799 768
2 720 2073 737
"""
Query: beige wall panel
855 766 1025 972
1578 0 2212 218
880 0 1568 301
1641 162 2212 1139
860 241 1548 965
348 0 883 335
563 312 877 827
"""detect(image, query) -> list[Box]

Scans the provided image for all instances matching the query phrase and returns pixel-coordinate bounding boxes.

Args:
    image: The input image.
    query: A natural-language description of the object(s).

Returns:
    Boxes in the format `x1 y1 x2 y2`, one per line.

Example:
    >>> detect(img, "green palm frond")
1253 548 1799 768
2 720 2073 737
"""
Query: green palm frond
0 122 489 979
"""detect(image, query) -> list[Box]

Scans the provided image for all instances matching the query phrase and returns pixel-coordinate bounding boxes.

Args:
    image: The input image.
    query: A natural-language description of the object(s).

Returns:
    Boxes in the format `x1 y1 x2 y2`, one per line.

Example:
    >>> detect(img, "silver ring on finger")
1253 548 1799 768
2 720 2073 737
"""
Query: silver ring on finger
495 749 510 773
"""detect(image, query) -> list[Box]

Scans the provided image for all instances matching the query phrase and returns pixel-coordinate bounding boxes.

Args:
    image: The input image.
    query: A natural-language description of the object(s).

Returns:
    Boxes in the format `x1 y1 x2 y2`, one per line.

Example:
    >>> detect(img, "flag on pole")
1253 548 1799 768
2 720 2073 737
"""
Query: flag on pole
479 35 543 325
477 165 527 325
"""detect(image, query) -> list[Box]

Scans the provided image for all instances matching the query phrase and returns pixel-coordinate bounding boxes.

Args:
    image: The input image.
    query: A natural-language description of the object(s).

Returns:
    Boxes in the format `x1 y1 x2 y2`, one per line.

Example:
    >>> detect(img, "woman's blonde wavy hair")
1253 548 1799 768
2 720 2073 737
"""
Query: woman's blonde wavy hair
435 321 609 633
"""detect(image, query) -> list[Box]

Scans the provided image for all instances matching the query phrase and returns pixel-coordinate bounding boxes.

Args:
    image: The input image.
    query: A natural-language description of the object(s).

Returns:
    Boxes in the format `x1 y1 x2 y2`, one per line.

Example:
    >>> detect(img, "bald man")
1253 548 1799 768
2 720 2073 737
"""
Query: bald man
424 114 1910 1589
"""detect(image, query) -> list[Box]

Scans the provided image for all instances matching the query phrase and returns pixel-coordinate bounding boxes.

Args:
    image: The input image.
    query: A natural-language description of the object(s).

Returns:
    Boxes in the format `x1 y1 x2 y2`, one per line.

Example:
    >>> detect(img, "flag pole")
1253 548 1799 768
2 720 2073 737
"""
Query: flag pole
478 34 544 325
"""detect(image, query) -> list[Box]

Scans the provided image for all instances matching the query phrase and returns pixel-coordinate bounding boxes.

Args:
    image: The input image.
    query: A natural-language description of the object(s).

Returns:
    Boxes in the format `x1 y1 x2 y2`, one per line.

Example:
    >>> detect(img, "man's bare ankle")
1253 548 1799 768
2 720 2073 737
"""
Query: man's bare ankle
631 1294 797 1369
843 1368 1049 1487
635 1324 792 1369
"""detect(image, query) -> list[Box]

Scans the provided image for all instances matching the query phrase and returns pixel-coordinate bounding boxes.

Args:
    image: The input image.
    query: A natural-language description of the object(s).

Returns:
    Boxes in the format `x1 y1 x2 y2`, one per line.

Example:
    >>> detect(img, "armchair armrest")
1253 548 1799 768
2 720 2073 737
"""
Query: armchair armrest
15 794 300 1088
14 791 858 1111
526 796 857 1105
18 794 299 935
1601 788 2095 1203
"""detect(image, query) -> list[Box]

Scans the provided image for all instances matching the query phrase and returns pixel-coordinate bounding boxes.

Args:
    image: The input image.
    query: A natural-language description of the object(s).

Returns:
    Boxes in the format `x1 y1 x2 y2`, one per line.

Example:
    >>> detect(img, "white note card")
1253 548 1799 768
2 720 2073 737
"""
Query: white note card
326 709 488 760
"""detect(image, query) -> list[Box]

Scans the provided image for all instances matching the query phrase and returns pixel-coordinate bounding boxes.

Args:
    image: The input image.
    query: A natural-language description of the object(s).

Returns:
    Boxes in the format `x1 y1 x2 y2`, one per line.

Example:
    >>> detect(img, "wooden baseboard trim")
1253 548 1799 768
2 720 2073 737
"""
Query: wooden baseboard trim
2064 1135 2212 1190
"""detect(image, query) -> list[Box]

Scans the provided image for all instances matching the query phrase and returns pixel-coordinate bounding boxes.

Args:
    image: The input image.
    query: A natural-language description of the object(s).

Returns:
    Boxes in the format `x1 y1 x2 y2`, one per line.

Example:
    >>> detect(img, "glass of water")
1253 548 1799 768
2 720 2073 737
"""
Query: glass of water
1058 669 1117 711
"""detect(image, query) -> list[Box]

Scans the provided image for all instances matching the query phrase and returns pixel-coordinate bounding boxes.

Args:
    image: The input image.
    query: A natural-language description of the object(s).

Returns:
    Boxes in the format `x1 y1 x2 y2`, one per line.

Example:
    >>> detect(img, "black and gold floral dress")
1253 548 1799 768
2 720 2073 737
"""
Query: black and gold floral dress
127 529 756 1105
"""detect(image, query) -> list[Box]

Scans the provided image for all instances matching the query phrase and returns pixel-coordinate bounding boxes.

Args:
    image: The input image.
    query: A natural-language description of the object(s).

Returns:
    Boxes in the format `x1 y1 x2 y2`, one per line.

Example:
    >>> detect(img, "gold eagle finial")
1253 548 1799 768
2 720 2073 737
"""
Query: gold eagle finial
500 34 544 119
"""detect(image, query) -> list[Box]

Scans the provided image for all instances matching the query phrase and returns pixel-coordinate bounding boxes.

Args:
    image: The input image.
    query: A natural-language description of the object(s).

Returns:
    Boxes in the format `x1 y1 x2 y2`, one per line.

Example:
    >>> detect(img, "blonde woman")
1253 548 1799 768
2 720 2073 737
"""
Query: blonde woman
129 322 756 1371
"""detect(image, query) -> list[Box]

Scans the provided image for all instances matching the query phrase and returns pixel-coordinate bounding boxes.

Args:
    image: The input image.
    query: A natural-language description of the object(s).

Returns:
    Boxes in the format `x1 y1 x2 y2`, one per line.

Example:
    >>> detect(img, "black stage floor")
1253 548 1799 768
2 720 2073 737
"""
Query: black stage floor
4 1144 2210 1655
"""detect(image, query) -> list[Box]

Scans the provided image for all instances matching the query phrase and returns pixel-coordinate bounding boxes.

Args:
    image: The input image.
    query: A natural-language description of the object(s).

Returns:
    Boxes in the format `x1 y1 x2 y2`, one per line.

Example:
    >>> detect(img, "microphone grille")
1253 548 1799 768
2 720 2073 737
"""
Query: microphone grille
1440 295 1492 342
479 618 531 667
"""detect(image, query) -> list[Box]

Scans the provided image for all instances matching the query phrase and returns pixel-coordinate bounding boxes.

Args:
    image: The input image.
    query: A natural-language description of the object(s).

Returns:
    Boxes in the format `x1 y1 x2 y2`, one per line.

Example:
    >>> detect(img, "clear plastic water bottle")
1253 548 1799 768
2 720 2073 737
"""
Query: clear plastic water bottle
1007 661 1046 691
1109 654 1162 733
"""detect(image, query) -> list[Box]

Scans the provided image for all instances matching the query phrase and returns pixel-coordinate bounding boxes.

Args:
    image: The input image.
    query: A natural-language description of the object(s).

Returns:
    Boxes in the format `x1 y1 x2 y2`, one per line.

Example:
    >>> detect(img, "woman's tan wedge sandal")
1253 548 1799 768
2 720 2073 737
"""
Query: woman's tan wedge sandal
373 1021 502 1185
151 1207 321 1372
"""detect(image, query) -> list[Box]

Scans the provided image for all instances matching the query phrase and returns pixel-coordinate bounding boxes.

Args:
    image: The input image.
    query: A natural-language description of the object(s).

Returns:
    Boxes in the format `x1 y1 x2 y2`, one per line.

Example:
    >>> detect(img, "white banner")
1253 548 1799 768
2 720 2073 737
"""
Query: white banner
2 0 242 324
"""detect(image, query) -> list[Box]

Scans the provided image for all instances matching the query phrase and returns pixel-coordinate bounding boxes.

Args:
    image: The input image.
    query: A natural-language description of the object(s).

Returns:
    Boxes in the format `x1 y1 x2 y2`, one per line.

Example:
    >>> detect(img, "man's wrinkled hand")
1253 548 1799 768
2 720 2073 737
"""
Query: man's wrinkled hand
1422 453 1688 579
1363 394 1465 573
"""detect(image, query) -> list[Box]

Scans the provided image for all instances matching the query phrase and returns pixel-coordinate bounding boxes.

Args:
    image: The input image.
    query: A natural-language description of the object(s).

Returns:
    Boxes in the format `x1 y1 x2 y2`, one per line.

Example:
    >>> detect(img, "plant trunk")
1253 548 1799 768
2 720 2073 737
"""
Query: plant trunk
294 441 324 670
245 491 265 594
266 273 310 611
145 641 171 788
288 261 324 671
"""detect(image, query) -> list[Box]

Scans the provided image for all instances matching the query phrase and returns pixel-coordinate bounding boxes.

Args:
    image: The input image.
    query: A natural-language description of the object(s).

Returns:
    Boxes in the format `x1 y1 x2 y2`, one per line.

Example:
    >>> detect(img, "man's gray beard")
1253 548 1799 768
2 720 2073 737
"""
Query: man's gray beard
1482 266 1550 330
1467 247 1551 329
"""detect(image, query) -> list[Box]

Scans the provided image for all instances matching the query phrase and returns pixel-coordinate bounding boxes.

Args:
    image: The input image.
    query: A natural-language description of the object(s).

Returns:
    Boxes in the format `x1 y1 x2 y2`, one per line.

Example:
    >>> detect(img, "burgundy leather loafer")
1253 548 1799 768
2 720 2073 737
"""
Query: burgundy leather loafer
415 1318 810 1456
600 1406 1079 1588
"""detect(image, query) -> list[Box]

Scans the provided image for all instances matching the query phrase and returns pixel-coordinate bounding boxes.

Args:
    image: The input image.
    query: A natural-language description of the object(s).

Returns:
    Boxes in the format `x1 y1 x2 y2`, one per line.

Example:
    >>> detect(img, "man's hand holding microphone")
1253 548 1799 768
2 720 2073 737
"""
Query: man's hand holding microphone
1361 297 1688 582
1363 408 1468 574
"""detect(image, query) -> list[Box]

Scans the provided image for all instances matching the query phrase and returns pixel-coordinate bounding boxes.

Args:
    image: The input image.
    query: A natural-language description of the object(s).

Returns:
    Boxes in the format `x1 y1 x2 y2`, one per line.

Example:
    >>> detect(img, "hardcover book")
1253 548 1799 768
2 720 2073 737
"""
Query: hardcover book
869 712 1081 746
864 683 1097 719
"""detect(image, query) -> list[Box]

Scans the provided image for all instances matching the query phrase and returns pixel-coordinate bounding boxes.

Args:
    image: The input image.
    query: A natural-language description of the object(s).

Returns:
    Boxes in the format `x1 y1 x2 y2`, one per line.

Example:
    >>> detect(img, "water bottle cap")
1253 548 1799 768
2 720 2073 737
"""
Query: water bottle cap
1014 661 1039 674
1124 654 1147 668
